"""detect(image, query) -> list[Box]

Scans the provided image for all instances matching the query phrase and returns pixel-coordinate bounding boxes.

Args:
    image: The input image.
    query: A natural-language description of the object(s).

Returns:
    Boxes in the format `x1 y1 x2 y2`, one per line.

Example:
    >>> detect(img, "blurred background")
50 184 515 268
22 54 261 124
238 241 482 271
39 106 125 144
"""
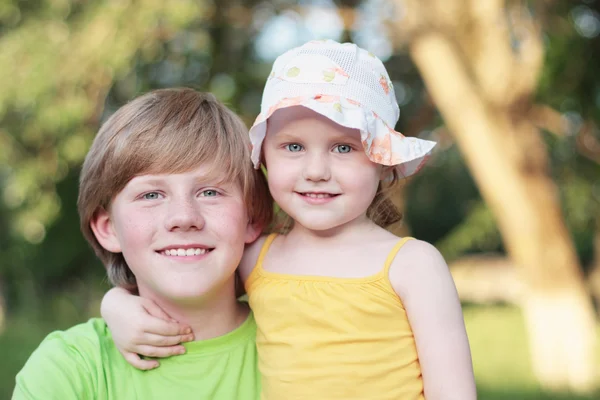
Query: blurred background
1 0 599 398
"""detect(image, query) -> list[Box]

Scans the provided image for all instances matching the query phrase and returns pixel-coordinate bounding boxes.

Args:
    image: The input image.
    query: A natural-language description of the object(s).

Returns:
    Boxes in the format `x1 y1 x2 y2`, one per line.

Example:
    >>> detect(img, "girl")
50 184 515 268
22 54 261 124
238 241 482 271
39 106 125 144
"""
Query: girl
102 40 476 399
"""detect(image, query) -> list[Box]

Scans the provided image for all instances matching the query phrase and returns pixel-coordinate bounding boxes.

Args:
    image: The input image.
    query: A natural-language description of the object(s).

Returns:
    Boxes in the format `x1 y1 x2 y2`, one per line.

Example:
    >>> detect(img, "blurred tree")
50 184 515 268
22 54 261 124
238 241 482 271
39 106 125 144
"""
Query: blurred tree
0 0 209 294
0 0 264 306
391 0 598 392
1 0 599 393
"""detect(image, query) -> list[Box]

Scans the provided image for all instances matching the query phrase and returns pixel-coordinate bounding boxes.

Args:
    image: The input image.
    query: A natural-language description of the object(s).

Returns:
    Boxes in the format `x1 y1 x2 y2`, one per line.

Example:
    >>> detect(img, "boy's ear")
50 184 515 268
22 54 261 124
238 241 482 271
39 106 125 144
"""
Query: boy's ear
90 208 122 253
244 221 262 244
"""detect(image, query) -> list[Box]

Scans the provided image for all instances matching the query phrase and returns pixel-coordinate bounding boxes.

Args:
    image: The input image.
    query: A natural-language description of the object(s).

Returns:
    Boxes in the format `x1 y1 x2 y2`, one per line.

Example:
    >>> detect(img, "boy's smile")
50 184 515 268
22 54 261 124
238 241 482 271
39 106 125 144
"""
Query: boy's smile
91 164 258 304
158 244 213 258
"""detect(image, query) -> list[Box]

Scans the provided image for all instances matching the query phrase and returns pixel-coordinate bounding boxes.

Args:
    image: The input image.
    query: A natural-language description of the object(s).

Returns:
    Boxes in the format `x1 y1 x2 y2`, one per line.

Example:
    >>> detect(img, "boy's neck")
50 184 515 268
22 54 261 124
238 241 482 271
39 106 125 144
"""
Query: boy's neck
139 284 249 341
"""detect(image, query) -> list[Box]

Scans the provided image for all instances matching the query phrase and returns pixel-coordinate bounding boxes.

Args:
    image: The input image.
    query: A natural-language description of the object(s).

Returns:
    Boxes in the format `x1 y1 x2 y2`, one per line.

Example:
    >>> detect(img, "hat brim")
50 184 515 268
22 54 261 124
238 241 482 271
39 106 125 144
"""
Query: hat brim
249 95 436 178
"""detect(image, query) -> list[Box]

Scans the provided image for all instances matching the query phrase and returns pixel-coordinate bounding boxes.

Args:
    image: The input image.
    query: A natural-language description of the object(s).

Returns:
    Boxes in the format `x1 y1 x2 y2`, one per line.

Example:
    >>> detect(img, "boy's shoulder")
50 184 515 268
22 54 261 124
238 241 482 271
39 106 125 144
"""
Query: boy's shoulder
19 317 119 367
13 318 117 399
14 314 261 400
27 318 112 359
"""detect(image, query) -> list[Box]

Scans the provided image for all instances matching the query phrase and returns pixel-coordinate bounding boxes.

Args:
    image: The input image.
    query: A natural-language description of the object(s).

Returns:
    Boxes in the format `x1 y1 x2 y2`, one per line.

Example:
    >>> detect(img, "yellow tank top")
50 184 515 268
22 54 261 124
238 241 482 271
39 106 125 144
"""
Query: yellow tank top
246 234 424 400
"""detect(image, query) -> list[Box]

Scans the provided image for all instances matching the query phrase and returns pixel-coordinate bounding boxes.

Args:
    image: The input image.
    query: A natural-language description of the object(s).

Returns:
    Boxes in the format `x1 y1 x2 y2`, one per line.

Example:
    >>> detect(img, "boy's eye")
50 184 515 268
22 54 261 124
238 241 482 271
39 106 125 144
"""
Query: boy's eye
200 189 219 197
142 192 162 200
285 143 304 152
333 144 352 153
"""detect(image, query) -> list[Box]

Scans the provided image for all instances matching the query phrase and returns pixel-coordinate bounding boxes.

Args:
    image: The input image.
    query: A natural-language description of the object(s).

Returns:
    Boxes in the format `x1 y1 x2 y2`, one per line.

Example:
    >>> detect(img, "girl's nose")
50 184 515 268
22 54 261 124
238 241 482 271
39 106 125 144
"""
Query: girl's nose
302 152 331 182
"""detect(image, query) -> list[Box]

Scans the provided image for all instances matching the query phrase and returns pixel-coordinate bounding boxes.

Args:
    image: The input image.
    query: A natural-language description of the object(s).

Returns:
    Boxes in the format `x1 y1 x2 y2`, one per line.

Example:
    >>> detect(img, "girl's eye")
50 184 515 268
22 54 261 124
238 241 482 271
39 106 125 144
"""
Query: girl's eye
142 192 162 200
285 143 304 152
200 189 219 197
333 144 352 154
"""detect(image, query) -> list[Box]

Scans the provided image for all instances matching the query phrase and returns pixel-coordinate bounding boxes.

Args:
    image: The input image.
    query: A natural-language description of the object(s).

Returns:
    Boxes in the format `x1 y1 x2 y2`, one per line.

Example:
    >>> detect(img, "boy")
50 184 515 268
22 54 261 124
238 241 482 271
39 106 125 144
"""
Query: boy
13 88 273 399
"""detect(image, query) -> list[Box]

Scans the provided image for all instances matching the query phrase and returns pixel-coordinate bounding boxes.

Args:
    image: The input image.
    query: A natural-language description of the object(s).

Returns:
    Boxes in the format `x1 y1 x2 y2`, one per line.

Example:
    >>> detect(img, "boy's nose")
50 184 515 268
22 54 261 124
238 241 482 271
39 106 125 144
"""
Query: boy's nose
302 152 331 182
164 198 205 231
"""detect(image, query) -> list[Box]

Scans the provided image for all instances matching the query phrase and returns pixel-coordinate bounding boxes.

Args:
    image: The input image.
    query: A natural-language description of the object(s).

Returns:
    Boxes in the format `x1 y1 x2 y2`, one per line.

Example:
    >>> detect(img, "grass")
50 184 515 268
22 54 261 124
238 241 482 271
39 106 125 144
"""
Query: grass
1 299 598 399
464 304 600 399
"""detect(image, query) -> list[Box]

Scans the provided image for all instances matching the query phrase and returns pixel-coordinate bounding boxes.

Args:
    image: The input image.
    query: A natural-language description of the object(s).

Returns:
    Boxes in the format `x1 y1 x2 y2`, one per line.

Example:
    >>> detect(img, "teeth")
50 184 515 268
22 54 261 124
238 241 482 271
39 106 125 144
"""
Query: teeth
305 193 333 198
164 248 209 256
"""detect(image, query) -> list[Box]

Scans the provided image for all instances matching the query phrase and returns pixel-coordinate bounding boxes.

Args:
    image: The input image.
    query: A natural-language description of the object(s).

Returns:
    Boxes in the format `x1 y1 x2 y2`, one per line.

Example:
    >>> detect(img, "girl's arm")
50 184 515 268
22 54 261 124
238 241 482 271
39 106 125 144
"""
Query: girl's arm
100 287 194 370
390 239 477 400
238 234 269 283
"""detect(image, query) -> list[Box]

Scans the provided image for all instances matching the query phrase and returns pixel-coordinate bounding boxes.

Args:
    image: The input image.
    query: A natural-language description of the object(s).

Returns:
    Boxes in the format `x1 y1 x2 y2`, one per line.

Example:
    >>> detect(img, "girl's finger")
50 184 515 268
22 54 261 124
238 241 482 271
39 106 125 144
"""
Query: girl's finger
141 299 174 321
121 351 159 370
143 315 192 337
142 332 195 347
135 344 186 359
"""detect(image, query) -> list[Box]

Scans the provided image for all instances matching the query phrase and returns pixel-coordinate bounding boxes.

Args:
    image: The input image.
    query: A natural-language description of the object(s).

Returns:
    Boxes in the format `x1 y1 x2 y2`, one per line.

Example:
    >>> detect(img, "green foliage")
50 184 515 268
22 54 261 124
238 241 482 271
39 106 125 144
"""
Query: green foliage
465 304 600 399
0 0 204 246
0 0 220 303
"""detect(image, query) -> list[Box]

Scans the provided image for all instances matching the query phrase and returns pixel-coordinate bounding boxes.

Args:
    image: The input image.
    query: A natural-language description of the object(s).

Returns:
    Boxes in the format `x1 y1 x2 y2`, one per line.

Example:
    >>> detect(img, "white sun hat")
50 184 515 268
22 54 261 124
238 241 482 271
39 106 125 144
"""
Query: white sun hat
249 39 436 178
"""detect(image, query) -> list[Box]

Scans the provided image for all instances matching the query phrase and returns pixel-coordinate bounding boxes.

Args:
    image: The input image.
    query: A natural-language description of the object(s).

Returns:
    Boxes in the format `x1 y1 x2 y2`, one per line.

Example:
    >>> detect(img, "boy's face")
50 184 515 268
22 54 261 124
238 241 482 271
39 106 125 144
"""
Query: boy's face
91 164 258 303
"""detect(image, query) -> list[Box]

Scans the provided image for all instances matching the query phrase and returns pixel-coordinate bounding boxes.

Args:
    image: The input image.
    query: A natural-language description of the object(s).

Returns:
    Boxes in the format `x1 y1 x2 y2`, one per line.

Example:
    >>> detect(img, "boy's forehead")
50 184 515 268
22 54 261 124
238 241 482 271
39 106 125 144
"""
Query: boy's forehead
126 161 239 187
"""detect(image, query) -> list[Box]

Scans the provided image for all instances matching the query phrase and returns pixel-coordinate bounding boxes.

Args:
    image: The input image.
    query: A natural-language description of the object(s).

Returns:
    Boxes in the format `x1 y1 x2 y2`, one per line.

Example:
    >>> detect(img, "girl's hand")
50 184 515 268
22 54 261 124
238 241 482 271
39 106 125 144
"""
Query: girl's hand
100 287 195 370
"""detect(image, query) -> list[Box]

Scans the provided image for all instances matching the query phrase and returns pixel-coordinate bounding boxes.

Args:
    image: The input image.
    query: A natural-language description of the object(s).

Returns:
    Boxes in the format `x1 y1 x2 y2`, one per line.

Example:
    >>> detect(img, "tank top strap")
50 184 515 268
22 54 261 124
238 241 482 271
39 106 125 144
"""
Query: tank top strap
381 237 415 276
245 233 278 292
256 233 278 268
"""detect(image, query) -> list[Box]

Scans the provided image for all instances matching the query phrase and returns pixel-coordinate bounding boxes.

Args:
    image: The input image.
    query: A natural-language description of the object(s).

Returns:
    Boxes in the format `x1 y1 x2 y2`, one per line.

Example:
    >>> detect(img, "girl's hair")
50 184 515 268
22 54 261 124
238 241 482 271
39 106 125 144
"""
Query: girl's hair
367 169 403 227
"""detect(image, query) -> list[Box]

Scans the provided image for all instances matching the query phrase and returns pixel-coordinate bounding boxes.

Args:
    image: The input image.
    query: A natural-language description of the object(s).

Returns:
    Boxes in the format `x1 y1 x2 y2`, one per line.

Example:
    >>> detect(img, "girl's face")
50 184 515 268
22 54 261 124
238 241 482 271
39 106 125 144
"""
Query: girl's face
263 106 383 233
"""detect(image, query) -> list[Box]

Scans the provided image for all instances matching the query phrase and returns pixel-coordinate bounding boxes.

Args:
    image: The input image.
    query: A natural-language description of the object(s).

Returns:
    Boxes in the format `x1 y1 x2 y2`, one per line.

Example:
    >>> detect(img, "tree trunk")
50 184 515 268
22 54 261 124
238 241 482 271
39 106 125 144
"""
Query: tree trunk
394 0 597 391
590 227 600 316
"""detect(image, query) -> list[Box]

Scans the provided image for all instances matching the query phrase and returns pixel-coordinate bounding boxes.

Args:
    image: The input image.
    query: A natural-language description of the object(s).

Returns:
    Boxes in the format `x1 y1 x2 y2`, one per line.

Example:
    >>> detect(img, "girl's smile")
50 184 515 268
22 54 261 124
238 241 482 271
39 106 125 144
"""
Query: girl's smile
296 192 339 205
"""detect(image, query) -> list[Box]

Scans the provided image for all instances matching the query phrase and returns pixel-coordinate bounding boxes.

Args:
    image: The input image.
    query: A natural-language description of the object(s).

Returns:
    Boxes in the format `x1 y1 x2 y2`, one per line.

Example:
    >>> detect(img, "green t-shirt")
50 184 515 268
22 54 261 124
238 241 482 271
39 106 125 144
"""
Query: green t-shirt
13 313 260 400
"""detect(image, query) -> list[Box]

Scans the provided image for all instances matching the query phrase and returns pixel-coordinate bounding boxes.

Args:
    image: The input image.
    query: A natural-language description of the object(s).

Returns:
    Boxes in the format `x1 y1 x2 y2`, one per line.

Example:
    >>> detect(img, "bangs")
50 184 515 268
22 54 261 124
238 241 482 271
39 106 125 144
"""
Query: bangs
113 122 241 185
103 92 251 201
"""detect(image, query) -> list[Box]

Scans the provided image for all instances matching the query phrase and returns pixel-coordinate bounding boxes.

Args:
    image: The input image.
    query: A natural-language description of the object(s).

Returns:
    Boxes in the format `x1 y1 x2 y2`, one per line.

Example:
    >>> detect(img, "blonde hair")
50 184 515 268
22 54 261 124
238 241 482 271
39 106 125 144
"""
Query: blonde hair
367 170 403 227
78 88 273 289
